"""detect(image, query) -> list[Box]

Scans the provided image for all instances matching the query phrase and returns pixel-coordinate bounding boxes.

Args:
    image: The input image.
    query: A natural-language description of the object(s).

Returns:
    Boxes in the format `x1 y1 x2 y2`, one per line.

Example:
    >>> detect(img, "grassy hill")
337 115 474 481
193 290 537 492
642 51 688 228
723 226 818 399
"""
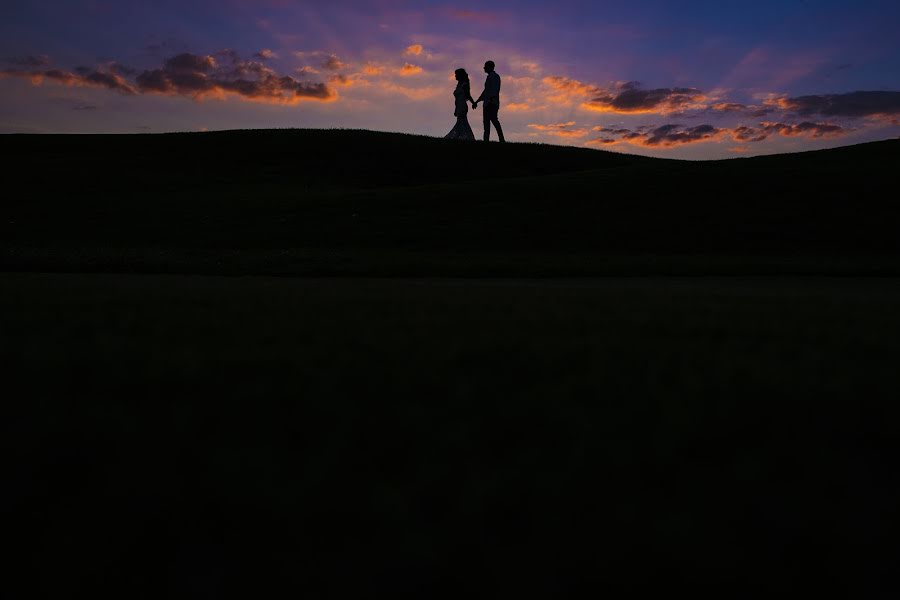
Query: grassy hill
3 129 900 275
3 131 900 594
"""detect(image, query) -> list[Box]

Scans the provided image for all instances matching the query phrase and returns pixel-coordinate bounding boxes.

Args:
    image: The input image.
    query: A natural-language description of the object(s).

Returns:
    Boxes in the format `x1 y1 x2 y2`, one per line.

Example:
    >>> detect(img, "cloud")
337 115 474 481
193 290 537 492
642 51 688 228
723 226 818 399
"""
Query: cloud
320 54 347 71
542 76 603 101
166 53 217 72
361 63 385 75
82 70 138 94
730 121 847 142
587 123 723 147
643 123 722 146
541 77 707 115
109 62 137 76
763 121 846 138
592 126 635 135
710 102 748 112
530 121 576 129
586 137 618 146
253 49 277 60
506 102 532 112
6 55 50 67
135 52 335 103
329 74 357 88
516 62 541 76
528 121 589 137
3 50 336 104
774 91 900 118
731 125 770 143
399 63 423 76
404 44 423 56
590 119 847 148
582 81 707 114
1 67 137 94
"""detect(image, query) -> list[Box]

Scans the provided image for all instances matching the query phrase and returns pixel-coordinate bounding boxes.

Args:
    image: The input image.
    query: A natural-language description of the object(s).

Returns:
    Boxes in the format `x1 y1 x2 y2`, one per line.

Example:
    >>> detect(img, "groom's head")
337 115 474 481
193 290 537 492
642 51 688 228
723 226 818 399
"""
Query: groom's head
484 61 495 73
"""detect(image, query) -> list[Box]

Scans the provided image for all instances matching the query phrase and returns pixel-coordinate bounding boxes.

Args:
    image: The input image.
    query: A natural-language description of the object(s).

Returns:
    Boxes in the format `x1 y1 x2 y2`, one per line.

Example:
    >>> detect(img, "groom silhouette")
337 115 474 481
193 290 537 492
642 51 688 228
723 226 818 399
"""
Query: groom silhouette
473 61 505 143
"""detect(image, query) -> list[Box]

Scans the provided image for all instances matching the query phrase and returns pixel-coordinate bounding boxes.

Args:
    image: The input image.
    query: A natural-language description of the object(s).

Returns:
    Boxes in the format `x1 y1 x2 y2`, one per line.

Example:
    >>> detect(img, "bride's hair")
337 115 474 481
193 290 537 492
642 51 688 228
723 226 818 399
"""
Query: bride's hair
454 68 469 83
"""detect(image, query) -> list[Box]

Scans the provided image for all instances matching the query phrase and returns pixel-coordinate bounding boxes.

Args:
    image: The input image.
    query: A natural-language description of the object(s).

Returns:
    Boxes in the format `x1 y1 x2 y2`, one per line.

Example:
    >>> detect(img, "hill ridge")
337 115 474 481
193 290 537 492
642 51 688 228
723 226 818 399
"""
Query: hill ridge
2 129 898 277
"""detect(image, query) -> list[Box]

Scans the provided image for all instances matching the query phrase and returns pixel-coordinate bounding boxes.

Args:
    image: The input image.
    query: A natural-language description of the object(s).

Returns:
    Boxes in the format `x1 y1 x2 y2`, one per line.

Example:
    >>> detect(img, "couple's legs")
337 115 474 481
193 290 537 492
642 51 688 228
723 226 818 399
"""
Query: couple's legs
483 104 505 142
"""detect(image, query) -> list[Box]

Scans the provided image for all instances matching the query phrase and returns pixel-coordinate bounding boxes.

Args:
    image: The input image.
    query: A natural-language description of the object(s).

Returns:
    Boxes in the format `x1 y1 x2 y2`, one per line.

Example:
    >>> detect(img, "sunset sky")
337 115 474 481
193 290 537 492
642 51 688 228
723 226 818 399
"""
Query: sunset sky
2 0 899 158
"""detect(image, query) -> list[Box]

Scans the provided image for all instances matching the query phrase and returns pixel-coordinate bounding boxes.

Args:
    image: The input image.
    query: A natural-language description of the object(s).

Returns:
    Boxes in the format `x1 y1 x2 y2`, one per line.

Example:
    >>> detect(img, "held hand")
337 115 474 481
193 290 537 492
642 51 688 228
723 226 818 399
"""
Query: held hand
472 102 478 109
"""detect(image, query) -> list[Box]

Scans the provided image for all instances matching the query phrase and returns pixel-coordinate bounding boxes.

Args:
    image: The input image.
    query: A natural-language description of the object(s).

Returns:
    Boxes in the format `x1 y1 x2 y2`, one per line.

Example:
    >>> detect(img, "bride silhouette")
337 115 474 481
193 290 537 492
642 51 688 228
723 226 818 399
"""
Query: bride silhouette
445 68 476 140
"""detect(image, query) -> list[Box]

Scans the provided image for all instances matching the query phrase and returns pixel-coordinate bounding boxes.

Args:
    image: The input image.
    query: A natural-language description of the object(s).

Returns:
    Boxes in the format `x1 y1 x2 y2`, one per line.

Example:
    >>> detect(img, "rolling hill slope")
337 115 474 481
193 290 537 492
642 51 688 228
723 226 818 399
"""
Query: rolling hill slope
4 131 900 593
3 129 899 275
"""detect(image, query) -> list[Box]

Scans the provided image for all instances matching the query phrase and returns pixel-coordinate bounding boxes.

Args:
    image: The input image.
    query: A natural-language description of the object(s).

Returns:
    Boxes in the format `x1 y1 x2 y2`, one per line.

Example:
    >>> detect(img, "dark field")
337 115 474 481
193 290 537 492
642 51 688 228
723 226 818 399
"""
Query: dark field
3 130 900 276
3 131 900 594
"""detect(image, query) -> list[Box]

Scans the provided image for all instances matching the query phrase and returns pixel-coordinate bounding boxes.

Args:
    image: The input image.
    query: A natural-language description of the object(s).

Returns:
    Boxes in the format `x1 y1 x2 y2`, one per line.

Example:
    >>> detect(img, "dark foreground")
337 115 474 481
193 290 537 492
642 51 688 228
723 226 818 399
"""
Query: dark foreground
3 130 900 276
4 273 900 594
4 131 900 594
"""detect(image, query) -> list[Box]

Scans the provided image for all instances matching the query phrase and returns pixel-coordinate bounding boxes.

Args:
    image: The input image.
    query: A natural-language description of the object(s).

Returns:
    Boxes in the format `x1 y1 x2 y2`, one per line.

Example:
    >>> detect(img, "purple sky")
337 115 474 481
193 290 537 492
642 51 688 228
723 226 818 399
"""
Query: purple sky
2 0 899 158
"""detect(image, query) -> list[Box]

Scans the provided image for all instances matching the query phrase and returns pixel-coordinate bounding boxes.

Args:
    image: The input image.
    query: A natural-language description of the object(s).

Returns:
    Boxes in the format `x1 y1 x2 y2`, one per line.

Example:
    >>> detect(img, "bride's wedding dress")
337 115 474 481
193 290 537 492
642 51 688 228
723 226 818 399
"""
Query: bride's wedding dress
445 81 475 140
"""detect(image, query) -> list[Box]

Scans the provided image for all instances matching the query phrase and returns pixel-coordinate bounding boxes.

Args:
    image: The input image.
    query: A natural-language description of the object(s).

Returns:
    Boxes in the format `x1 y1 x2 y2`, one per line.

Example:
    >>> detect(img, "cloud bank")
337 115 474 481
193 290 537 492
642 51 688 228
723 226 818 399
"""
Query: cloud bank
587 120 848 147
775 91 900 119
2 51 336 105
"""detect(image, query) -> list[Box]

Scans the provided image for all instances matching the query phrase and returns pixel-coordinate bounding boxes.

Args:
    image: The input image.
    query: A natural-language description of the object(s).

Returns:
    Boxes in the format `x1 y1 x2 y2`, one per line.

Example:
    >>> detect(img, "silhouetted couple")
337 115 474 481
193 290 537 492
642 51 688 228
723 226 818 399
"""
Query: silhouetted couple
445 61 505 143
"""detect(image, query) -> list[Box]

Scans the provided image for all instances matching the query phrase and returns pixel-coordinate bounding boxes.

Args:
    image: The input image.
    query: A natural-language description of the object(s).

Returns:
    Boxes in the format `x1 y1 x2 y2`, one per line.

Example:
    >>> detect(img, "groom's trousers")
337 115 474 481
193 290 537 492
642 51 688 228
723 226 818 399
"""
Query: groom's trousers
483 102 505 142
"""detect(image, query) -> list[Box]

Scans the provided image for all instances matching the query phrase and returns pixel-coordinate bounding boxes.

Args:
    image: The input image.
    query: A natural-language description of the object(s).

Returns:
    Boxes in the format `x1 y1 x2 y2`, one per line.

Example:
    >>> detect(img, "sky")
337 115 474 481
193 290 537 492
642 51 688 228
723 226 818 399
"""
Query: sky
2 0 899 158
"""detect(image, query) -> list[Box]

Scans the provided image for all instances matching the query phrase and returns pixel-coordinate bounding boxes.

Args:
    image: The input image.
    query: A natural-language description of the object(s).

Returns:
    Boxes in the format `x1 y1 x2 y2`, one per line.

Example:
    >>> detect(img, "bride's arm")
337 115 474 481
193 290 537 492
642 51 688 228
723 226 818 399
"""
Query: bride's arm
465 83 476 104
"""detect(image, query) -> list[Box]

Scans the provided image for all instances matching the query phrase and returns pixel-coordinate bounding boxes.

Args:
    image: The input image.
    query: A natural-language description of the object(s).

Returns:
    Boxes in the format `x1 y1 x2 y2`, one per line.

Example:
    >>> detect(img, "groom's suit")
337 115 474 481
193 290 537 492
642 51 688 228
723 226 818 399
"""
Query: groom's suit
477 71 505 142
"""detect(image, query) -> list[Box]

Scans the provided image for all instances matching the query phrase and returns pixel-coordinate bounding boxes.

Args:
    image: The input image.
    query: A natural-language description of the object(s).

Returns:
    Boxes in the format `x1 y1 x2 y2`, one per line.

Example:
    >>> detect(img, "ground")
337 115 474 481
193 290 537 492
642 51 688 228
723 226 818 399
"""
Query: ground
2 131 899 594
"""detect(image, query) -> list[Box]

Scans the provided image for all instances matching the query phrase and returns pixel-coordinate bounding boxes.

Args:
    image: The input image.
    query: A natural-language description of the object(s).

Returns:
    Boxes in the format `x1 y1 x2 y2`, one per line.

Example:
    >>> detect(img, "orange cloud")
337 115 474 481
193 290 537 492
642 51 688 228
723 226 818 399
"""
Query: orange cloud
362 63 385 75
399 63 423 76
710 102 748 112
542 76 601 102
529 121 575 129
1 67 136 94
528 121 589 138
404 44 424 56
517 62 541 76
329 74 356 88
506 102 532 112
584 137 622 147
